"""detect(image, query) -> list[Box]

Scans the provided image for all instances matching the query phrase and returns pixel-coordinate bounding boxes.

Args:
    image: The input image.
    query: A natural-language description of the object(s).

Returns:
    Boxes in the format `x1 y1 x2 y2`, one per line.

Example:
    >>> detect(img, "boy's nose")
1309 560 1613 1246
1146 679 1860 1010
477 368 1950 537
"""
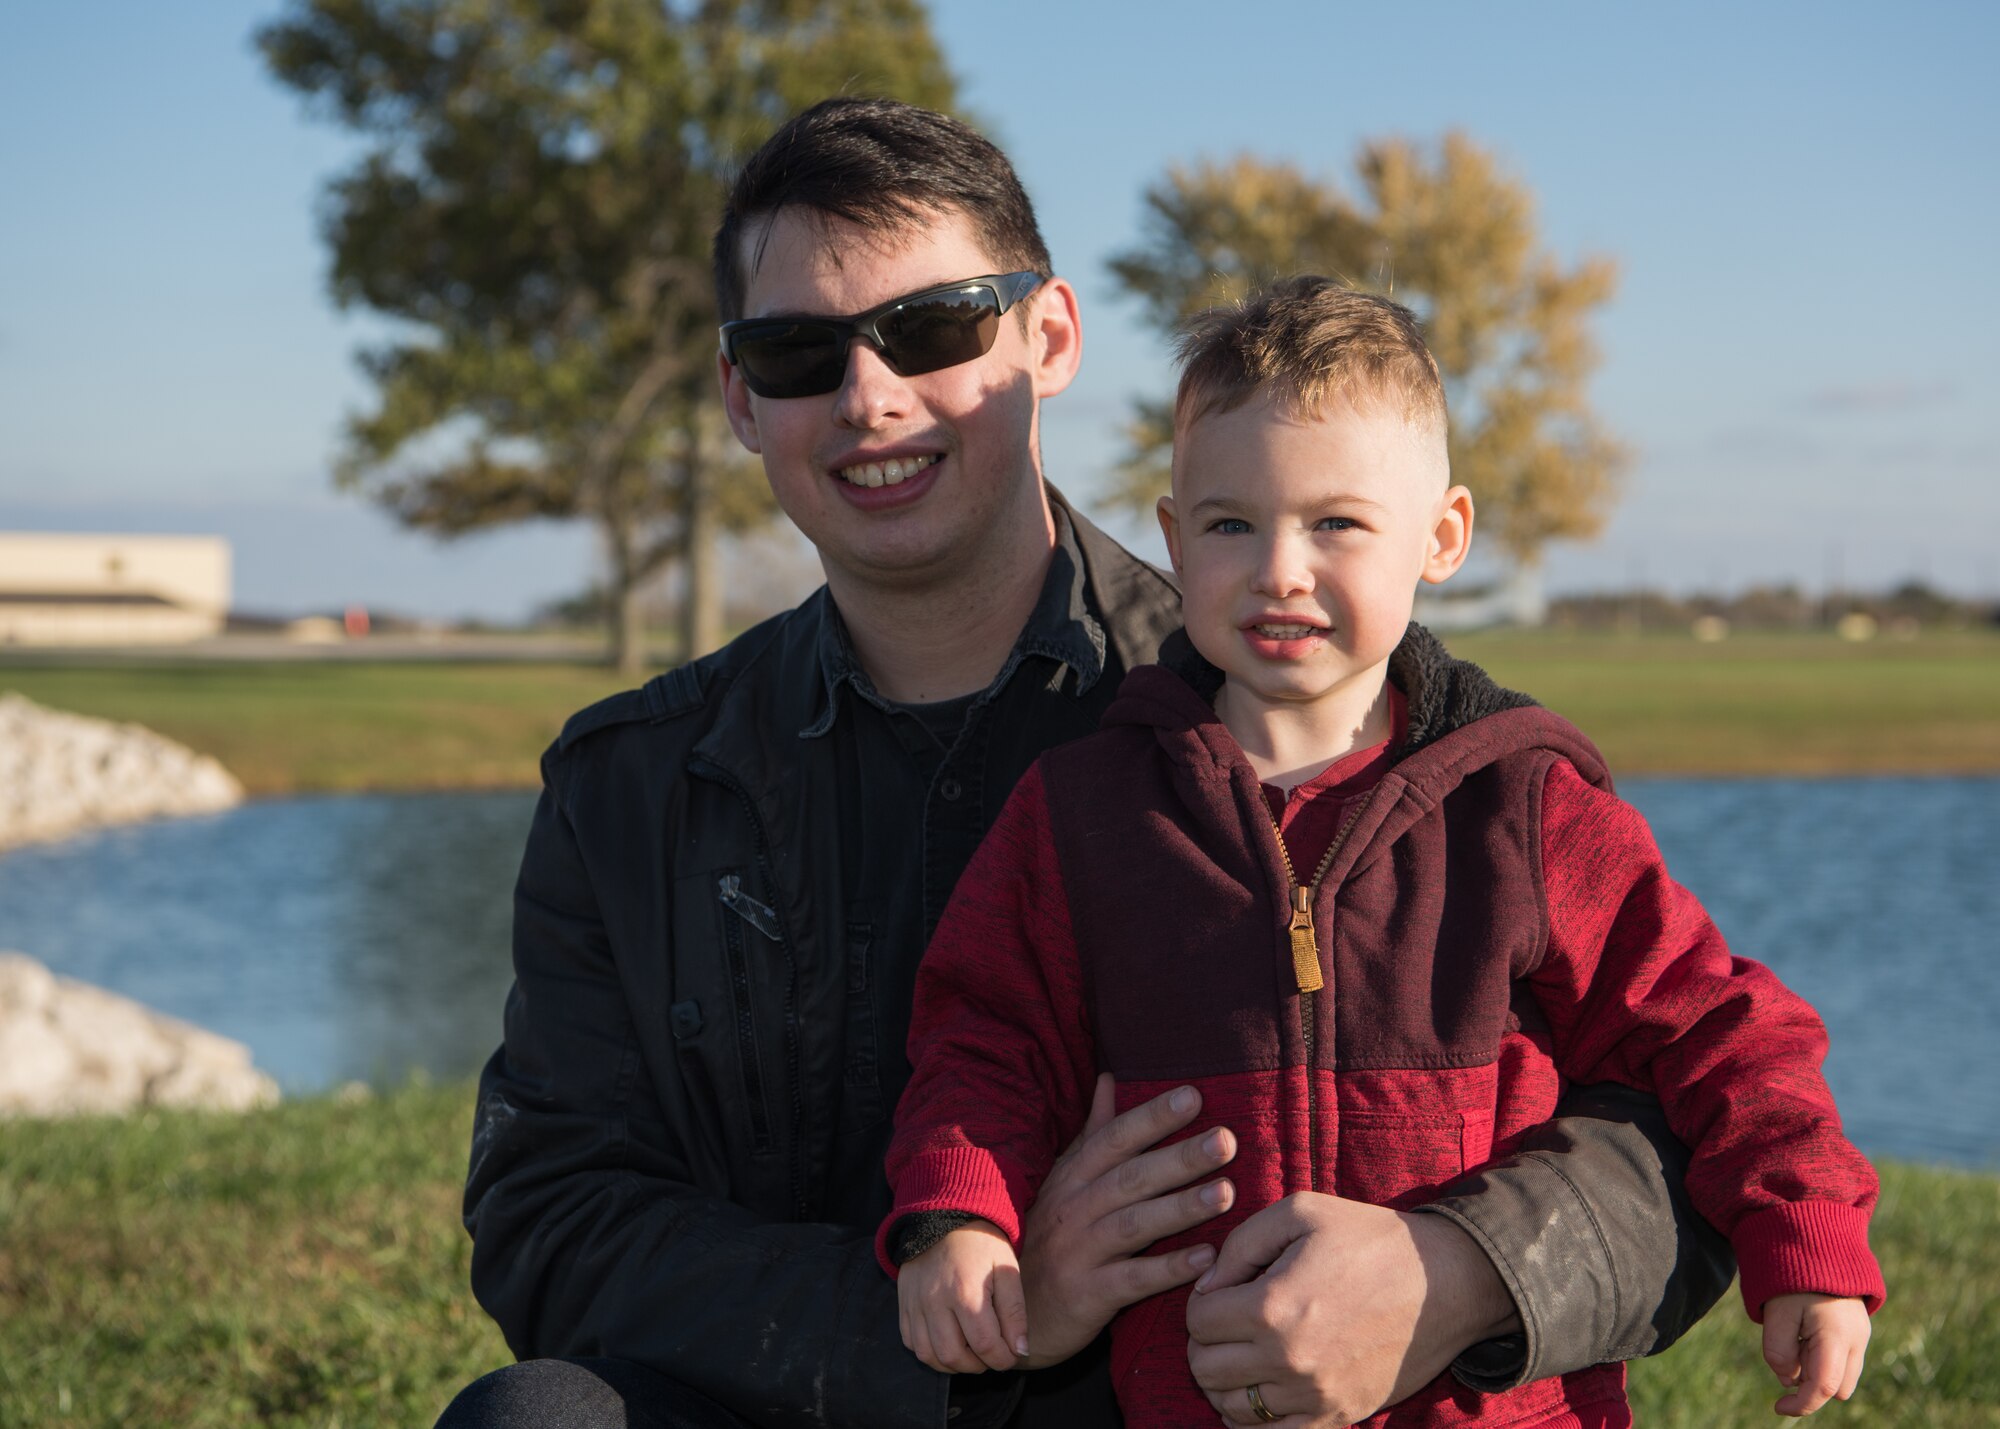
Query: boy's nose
1251 535 1315 598
832 339 914 429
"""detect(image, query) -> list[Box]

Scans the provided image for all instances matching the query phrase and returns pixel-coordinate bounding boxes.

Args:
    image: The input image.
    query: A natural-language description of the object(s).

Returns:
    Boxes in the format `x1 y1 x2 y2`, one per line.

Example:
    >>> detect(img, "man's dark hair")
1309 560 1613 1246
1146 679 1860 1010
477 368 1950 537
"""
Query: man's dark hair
713 97 1053 322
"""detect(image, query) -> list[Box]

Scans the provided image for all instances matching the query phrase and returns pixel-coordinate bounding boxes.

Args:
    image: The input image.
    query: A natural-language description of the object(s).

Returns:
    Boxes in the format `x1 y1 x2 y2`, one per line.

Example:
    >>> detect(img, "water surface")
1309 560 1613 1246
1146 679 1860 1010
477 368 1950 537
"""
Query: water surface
0 778 1993 1169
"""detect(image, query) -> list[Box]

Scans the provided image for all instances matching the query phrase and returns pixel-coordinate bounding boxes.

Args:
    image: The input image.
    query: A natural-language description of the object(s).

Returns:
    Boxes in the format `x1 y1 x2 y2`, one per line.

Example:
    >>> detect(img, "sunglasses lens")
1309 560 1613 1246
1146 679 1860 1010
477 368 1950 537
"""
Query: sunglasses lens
731 322 850 398
877 290 1000 376
726 281 1016 397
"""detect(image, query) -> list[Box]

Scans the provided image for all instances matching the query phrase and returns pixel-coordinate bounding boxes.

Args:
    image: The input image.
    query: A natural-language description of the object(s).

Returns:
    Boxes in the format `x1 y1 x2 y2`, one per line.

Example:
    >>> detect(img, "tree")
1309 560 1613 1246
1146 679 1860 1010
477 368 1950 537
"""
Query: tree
1107 134 1627 569
260 0 956 672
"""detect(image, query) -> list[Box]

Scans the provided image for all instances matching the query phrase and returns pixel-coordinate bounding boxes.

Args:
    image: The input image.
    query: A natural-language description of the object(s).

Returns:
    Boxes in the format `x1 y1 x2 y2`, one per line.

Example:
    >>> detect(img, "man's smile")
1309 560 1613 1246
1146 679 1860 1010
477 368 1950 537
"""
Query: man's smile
835 452 941 488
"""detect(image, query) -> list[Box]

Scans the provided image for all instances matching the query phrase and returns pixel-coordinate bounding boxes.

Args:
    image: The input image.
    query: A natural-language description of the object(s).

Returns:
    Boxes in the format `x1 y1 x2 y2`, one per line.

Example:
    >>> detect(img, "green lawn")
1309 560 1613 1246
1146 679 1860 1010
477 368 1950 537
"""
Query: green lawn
3 631 1996 795
0 1085 1991 1426
0 661 637 795
1448 629 2000 776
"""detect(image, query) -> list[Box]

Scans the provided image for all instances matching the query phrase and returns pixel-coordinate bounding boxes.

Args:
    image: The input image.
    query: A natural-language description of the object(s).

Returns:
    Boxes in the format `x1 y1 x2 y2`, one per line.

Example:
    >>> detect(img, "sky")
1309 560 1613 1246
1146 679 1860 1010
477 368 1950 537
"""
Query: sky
2 1 1995 621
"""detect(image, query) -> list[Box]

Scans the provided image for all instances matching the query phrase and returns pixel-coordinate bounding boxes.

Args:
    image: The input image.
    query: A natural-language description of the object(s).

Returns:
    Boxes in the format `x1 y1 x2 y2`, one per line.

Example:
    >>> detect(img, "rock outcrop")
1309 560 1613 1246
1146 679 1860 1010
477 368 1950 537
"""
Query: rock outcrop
0 692 243 852
0 953 279 1116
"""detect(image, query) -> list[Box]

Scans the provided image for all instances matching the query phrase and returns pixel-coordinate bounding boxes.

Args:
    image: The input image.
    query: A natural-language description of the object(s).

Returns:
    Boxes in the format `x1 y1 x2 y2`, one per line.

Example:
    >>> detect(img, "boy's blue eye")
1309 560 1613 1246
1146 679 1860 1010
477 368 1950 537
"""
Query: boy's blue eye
1210 518 1251 535
1317 516 1358 532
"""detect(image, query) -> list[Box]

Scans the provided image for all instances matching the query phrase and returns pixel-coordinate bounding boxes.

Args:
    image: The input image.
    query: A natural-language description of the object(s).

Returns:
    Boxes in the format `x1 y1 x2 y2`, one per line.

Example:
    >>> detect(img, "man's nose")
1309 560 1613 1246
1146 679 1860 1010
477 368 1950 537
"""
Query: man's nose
832 339 913 428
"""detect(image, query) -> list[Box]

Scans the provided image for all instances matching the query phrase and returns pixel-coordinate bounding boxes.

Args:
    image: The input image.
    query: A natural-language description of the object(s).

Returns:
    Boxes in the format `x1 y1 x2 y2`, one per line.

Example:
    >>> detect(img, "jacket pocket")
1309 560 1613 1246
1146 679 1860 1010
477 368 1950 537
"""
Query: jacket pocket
1334 1108 1495 1210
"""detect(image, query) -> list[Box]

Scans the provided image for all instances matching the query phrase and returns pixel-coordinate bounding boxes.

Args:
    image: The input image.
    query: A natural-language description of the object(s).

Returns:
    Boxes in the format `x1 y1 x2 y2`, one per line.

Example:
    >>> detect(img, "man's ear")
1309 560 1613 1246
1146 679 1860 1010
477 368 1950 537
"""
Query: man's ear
719 350 762 455
1028 277 1083 400
1157 493 1184 580
1421 485 1475 585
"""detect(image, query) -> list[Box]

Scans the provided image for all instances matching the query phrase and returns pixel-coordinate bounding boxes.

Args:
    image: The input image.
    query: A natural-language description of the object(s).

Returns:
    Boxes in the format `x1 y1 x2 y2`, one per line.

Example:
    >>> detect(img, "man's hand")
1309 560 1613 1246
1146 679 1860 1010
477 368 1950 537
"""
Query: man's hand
1016 1075 1237 1370
1186 1192 1520 1427
1761 1293 1869 1417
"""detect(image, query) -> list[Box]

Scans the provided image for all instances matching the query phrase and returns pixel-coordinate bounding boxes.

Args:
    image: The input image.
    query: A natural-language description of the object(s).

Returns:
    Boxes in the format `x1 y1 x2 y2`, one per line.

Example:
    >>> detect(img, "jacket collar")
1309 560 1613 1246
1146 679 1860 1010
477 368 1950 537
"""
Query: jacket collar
797 495 1109 739
689 487 1179 788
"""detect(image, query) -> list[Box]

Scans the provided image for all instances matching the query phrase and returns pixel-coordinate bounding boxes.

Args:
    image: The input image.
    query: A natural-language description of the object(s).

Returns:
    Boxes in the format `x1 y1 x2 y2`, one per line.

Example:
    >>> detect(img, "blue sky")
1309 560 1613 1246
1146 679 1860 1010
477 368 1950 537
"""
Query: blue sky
2 1 1995 619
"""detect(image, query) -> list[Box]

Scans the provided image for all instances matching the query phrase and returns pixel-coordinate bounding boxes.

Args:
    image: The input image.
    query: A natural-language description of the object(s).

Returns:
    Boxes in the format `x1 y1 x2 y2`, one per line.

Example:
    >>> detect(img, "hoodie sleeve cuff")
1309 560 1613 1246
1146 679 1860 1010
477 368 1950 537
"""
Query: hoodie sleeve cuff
1733 1201 1885 1320
875 1146 1025 1279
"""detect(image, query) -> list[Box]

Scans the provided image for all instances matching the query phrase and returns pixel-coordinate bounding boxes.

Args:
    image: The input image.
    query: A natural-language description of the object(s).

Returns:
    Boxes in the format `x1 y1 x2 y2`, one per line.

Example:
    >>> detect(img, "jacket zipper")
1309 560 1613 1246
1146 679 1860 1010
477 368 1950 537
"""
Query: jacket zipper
690 757 809 1222
717 900 773 1153
1269 799 1366 1191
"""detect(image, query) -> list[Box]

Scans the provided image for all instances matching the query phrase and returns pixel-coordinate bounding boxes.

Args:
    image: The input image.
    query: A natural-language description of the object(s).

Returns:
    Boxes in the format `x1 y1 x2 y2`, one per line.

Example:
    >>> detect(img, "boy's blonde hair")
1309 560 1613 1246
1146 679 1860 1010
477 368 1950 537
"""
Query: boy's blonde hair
1173 276 1448 440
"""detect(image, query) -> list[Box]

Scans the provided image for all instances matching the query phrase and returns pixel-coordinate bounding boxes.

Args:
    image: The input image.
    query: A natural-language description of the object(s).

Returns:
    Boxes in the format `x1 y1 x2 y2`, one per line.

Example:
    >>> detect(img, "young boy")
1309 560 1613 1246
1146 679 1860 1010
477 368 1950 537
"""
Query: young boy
878 278 1883 1427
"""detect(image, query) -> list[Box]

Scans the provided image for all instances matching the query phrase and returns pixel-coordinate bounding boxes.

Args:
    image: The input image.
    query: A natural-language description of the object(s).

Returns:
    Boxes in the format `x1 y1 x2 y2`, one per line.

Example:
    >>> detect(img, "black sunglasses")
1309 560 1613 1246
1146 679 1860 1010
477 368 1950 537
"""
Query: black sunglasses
719 271 1046 399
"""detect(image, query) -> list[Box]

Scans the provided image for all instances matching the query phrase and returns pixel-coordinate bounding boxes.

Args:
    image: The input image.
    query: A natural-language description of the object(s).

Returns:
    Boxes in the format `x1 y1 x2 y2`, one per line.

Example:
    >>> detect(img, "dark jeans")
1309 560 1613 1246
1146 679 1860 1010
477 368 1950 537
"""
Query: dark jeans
434 1358 753 1429
436 1342 1118 1428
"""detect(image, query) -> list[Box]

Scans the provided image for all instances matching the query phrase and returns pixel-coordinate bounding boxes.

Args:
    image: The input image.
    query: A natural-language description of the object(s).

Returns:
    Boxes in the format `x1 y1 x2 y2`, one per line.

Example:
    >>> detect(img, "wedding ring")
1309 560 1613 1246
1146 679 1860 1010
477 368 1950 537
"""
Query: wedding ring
1247 1382 1280 1423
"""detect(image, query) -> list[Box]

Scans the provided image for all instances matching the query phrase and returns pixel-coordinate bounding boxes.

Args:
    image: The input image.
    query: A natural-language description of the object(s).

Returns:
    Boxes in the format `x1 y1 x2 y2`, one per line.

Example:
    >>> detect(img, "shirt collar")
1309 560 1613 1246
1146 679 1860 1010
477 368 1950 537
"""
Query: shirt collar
800 499 1108 739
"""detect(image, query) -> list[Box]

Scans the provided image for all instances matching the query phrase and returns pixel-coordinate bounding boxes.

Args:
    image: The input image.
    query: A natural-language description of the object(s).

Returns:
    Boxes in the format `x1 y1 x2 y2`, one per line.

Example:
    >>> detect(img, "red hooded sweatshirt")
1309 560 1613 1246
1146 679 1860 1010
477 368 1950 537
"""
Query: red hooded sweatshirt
884 626 1882 1428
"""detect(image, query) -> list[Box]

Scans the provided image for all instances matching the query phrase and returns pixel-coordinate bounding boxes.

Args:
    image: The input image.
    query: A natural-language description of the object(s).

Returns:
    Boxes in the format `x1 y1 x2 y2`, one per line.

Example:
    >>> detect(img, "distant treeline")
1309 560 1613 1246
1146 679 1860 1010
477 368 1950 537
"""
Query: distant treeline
1547 581 1996 633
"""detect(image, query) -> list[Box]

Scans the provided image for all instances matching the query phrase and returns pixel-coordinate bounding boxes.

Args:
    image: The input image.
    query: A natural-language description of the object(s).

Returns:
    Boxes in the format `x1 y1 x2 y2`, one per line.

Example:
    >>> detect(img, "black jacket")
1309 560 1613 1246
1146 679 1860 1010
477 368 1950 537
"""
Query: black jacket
463 496 1731 1427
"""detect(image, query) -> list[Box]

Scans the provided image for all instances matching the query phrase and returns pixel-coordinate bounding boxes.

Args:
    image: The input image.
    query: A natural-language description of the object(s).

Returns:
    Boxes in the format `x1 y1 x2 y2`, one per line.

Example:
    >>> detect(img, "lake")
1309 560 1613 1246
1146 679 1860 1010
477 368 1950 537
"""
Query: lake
0 779 1994 1170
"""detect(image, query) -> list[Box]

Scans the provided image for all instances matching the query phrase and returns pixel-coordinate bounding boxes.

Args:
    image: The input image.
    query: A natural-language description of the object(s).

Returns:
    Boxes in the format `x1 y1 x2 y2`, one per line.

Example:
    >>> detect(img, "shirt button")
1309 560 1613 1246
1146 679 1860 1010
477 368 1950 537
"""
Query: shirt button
939 777 963 802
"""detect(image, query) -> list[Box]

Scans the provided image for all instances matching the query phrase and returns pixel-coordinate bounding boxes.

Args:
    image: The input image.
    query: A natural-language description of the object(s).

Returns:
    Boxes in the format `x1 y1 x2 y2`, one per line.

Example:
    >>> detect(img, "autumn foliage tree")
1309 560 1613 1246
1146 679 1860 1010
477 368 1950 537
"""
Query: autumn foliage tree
1108 134 1627 570
260 0 955 672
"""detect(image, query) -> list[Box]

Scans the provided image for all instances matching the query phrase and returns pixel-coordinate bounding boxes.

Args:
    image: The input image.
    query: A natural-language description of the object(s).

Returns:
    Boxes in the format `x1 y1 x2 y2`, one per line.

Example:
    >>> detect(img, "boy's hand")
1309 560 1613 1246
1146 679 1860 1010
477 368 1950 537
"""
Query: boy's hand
897 1221 1029 1375
1761 1293 1870 1416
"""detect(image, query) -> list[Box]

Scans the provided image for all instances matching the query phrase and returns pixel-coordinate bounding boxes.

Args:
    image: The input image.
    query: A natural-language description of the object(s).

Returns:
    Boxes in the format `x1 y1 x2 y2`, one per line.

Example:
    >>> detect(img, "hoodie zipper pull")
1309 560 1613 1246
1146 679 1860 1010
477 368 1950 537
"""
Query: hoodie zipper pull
1288 884 1324 993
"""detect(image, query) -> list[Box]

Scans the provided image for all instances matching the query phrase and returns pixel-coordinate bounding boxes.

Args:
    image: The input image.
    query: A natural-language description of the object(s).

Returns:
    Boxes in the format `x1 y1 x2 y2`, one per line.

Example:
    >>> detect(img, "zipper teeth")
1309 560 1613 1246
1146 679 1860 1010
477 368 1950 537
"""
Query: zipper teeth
721 909 773 1151
1271 799 1367 895
1271 797 1368 1195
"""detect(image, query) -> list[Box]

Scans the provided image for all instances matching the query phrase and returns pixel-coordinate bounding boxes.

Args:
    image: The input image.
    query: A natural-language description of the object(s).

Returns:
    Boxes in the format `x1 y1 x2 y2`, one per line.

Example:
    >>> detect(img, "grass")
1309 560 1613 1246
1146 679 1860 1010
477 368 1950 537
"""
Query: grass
0 1086 1992 1426
3 630 1998 794
0 1084 507 1427
0 661 637 795
1625 1160 2000 1427
1434 629 2000 776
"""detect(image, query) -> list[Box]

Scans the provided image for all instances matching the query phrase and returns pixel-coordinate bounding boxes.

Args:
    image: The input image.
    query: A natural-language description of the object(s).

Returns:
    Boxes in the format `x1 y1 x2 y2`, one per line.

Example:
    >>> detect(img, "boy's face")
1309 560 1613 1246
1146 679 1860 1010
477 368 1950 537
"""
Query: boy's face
719 206 1080 590
1159 390 1472 718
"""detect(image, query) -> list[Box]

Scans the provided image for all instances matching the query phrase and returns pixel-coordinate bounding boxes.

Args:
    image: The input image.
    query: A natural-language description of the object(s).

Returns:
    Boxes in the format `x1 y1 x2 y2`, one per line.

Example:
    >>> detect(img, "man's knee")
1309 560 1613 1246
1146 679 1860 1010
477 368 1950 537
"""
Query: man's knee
434 1358 750 1429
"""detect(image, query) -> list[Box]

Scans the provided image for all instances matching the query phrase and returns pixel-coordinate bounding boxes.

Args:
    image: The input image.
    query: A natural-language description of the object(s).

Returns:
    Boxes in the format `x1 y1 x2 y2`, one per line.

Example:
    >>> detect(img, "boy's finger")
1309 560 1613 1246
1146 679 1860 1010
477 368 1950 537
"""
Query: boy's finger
928 1306 980 1375
994 1261 1030 1360
1839 1340 1866 1401
961 1303 1016 1373
907 1310 936 1372
1776 1334 1842 1416
1761 1304 1804 1384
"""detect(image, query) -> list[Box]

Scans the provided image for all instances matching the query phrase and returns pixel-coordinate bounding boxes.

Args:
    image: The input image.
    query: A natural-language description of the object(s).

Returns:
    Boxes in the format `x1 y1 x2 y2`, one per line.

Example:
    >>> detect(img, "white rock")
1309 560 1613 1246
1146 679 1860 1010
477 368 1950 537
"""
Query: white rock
0 951 279 1117
0 692 244 853
0 951 59 1017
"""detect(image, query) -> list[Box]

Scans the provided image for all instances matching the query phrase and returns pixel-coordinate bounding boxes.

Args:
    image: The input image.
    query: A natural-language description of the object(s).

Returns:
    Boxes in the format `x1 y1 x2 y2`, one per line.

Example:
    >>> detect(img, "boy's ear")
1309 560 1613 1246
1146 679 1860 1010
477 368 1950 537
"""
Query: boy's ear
1420 485 1474 585
1156 494 1184 579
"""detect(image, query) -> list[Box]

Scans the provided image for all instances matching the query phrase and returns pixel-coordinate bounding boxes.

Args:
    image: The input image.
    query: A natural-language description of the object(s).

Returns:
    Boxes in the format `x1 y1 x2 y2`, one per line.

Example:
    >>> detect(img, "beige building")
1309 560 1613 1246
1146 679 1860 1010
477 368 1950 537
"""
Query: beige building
0 533 231 646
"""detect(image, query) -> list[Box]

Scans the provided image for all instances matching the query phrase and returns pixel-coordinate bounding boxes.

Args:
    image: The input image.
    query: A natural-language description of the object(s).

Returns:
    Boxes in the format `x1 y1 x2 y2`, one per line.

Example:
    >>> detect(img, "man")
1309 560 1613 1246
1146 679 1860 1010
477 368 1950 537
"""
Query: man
439 98 1729 1429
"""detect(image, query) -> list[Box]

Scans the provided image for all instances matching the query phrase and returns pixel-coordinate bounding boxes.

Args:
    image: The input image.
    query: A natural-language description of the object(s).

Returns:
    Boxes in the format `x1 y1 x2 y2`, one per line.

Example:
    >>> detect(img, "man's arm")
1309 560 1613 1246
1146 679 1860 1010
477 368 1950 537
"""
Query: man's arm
463 776 950 1429
1180 1086 1735 1424
1420 1079 1737 1390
